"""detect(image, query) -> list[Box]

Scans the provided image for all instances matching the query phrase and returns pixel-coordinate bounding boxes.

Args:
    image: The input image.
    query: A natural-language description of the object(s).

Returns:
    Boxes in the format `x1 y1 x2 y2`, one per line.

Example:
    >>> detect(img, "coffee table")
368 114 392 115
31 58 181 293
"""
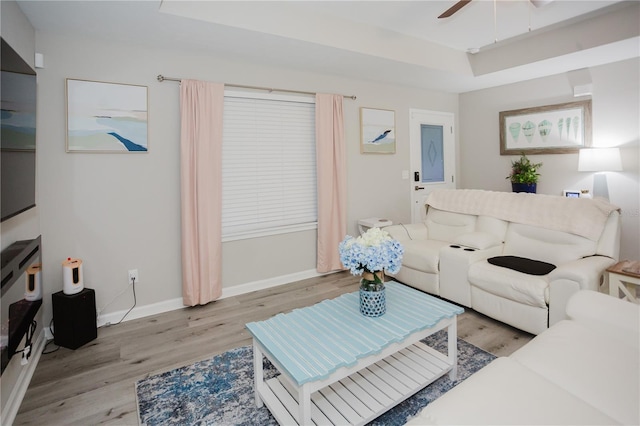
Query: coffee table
245 281 464 425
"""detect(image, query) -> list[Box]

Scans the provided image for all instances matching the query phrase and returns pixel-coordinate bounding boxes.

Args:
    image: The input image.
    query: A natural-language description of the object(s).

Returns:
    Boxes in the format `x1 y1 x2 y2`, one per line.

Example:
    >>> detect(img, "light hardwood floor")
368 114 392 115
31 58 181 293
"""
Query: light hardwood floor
14 272 532 425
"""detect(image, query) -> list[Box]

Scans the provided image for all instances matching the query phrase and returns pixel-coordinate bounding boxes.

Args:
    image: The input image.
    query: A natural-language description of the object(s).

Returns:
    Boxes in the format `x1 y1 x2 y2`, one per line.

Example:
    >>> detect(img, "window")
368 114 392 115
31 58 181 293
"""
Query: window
420 124 445 183
222 91 316 240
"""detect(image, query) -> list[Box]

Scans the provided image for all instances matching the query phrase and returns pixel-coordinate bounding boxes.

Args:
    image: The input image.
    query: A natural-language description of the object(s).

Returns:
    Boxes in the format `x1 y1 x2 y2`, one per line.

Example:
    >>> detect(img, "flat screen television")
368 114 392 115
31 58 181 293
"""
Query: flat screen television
1 38 37 222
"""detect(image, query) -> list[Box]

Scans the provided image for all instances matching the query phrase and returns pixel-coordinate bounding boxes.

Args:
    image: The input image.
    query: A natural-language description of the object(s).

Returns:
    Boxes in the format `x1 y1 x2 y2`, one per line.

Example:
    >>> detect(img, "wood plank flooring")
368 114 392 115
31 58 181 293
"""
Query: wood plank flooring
13 272 532 425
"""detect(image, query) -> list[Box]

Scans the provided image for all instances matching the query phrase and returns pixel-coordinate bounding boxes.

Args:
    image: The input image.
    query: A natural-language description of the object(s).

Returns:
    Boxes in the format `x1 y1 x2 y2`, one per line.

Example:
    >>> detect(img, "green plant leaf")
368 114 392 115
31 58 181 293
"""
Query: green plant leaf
507 153 542 184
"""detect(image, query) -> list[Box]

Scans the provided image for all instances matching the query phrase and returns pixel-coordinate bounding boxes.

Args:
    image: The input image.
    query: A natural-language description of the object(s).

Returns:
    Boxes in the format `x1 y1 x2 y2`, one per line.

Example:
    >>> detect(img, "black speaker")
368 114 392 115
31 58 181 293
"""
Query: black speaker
52 288 97 349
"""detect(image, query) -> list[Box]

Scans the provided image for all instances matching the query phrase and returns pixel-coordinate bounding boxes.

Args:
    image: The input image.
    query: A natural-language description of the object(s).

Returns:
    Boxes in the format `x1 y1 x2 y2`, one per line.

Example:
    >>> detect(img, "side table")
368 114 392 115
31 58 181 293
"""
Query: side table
358 217 393 235
607 260 640 304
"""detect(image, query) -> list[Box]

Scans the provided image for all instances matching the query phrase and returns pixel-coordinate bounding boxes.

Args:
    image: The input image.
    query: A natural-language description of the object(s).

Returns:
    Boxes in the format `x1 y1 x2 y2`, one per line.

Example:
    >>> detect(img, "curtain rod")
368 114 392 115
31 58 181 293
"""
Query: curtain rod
156 75 357 100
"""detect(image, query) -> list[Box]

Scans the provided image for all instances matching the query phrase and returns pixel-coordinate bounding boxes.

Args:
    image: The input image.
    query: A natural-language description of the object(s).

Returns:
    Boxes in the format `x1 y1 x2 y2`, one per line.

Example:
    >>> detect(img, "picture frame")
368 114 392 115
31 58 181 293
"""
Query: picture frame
66 78 148 153
360 107 396 154
499 100 591 155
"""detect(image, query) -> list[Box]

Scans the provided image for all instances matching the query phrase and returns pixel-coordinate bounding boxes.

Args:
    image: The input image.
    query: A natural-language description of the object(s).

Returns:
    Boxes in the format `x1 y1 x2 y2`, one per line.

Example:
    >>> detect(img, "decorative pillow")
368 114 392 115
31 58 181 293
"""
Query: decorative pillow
488 255 556 276
453 232 502 250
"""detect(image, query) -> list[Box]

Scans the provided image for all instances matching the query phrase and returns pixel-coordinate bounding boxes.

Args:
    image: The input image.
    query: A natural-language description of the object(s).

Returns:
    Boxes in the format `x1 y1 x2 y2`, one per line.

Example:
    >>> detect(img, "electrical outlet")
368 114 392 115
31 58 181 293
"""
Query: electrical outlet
128 269 139 285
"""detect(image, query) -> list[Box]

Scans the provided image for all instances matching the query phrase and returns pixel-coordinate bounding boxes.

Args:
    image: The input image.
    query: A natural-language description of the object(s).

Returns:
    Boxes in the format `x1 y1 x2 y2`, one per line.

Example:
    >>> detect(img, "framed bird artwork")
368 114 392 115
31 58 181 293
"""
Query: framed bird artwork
360 107 396 154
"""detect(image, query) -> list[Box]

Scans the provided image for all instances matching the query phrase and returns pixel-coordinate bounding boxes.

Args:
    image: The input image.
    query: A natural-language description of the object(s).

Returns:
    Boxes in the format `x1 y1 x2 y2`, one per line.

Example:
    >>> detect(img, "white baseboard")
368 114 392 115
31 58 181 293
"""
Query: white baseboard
219 268 326 299
96 268 325 328
1 329 46 426
97 296 185 328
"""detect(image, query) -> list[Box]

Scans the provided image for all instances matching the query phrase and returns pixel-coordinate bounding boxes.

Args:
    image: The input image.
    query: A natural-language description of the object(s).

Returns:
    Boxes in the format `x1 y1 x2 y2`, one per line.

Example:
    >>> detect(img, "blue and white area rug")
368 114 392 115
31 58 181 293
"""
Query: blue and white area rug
136 331 495 425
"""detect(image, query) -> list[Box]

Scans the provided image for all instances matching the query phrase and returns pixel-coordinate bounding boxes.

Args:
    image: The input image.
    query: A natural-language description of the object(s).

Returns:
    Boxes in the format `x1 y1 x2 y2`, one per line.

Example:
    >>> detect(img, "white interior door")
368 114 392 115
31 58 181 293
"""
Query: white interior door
410 109 456 222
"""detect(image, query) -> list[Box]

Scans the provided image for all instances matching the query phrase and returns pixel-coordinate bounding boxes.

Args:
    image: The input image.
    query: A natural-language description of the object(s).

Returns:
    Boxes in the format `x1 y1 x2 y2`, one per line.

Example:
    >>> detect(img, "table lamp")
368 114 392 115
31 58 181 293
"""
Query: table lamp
578 148 622 201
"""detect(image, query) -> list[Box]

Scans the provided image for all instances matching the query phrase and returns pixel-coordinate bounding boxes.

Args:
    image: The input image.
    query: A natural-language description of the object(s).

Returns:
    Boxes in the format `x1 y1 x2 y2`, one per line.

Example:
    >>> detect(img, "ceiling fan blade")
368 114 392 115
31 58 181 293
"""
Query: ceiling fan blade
438 0 472 19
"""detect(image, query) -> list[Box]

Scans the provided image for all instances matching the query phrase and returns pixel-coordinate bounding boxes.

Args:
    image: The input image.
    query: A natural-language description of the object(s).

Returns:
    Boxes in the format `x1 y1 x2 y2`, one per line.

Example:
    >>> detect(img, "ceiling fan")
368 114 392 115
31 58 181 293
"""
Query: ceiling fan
438 0 554 19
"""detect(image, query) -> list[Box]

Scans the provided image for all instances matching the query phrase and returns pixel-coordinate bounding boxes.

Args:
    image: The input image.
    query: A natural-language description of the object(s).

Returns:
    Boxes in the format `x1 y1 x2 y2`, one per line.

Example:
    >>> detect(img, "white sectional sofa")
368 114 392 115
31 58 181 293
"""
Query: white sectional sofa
406 290 640 425
385 189 621 334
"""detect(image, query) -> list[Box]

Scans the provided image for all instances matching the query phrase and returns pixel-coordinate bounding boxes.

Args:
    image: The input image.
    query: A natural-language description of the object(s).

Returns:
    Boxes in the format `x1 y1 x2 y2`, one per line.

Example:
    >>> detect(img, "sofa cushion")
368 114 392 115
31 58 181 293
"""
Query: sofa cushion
405 357 618 425
401 239 449 273
511 320 639 425
469 261 549 307
566 290 640 348
424 208 476 242
488 255 556 275
453 232 502 250
504 223 596 265
475 215 508 240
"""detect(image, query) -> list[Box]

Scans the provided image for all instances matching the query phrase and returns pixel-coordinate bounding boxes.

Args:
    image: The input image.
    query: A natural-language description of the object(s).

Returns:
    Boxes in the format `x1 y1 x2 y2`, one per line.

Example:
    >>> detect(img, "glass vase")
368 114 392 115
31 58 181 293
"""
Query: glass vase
359 271 386 317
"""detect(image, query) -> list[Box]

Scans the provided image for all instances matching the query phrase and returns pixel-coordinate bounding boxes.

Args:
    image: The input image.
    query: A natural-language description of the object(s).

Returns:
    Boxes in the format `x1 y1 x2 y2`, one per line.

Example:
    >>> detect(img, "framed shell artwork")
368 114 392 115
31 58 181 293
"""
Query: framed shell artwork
499 100 591 155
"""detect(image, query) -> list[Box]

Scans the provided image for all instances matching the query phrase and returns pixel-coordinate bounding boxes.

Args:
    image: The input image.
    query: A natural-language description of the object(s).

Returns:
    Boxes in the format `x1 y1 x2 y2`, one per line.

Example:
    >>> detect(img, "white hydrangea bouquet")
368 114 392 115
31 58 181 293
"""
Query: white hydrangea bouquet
339 227 404 291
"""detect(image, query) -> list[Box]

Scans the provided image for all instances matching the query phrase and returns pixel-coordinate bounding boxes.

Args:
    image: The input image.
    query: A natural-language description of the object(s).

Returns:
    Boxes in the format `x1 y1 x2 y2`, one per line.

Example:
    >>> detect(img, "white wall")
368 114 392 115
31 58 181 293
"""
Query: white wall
34 32 458 324
459 58 640 260
32 27 638 334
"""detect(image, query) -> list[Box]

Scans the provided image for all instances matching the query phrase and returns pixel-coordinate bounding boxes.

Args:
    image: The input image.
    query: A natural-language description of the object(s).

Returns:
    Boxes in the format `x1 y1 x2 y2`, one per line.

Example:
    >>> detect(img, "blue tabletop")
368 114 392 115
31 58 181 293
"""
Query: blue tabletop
246 281 463 386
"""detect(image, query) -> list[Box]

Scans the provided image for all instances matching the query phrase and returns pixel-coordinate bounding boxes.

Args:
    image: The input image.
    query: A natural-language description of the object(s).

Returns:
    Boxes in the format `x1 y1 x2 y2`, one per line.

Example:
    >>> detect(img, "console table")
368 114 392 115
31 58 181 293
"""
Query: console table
1 236 42 374
246 281 463 425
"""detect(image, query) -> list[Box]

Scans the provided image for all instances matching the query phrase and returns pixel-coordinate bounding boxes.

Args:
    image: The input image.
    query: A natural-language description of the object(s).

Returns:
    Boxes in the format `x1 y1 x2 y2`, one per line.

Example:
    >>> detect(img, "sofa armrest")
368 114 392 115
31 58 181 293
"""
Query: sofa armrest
547 256 616 326
566 290 640 347
549 255 616 292
384 223 428 242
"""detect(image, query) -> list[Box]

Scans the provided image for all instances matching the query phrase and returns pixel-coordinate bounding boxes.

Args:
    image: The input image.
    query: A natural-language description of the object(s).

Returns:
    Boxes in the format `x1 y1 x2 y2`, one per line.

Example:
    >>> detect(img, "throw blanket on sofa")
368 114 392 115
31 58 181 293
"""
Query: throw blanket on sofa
426 189 620 241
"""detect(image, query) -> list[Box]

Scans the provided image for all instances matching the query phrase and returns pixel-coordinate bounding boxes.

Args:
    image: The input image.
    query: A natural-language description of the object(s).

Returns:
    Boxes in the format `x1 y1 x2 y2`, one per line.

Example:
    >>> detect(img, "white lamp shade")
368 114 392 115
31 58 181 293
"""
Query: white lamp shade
578 148 622 172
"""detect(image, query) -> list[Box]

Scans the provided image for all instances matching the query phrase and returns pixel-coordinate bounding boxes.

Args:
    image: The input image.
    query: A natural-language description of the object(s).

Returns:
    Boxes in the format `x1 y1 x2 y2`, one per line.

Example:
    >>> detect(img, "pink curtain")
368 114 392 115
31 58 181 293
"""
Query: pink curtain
180 80 224 306
316 94 347 273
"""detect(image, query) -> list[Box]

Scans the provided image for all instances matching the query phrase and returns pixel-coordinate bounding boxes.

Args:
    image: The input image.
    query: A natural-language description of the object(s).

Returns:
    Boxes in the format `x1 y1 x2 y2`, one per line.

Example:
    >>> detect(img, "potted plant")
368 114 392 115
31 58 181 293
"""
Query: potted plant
339 228 404 317
507 153 542 193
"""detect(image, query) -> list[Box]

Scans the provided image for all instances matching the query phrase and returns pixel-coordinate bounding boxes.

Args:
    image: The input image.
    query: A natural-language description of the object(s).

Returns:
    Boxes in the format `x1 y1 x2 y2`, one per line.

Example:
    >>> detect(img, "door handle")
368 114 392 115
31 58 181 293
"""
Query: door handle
415 185 425 191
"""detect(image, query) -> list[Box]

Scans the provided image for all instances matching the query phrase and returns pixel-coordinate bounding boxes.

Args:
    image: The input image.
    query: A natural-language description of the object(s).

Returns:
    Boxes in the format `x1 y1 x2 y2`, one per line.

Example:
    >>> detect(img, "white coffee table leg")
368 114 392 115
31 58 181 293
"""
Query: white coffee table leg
253 340 264 407
447 319 458 380
299 384 311 425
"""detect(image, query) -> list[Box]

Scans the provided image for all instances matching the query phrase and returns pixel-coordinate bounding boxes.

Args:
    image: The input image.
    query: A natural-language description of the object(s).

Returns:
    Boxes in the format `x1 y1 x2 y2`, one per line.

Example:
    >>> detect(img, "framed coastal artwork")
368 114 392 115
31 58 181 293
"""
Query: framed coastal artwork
499 100 591 155
66 79 148 153
360 107 396 154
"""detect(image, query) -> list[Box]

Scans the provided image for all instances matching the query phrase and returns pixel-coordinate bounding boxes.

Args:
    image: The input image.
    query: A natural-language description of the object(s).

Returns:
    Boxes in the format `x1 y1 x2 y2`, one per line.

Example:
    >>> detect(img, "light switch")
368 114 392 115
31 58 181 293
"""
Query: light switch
402 170 409 180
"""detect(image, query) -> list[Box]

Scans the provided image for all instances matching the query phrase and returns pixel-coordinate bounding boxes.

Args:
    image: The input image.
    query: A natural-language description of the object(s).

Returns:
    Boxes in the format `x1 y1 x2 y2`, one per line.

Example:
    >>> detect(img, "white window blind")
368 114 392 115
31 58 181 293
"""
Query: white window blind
222 92 317 240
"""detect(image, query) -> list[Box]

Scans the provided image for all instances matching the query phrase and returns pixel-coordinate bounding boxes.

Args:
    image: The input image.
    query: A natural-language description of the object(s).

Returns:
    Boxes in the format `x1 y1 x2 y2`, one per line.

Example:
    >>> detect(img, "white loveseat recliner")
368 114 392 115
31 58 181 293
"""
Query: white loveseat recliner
385 189 621 334
406 290 639 425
